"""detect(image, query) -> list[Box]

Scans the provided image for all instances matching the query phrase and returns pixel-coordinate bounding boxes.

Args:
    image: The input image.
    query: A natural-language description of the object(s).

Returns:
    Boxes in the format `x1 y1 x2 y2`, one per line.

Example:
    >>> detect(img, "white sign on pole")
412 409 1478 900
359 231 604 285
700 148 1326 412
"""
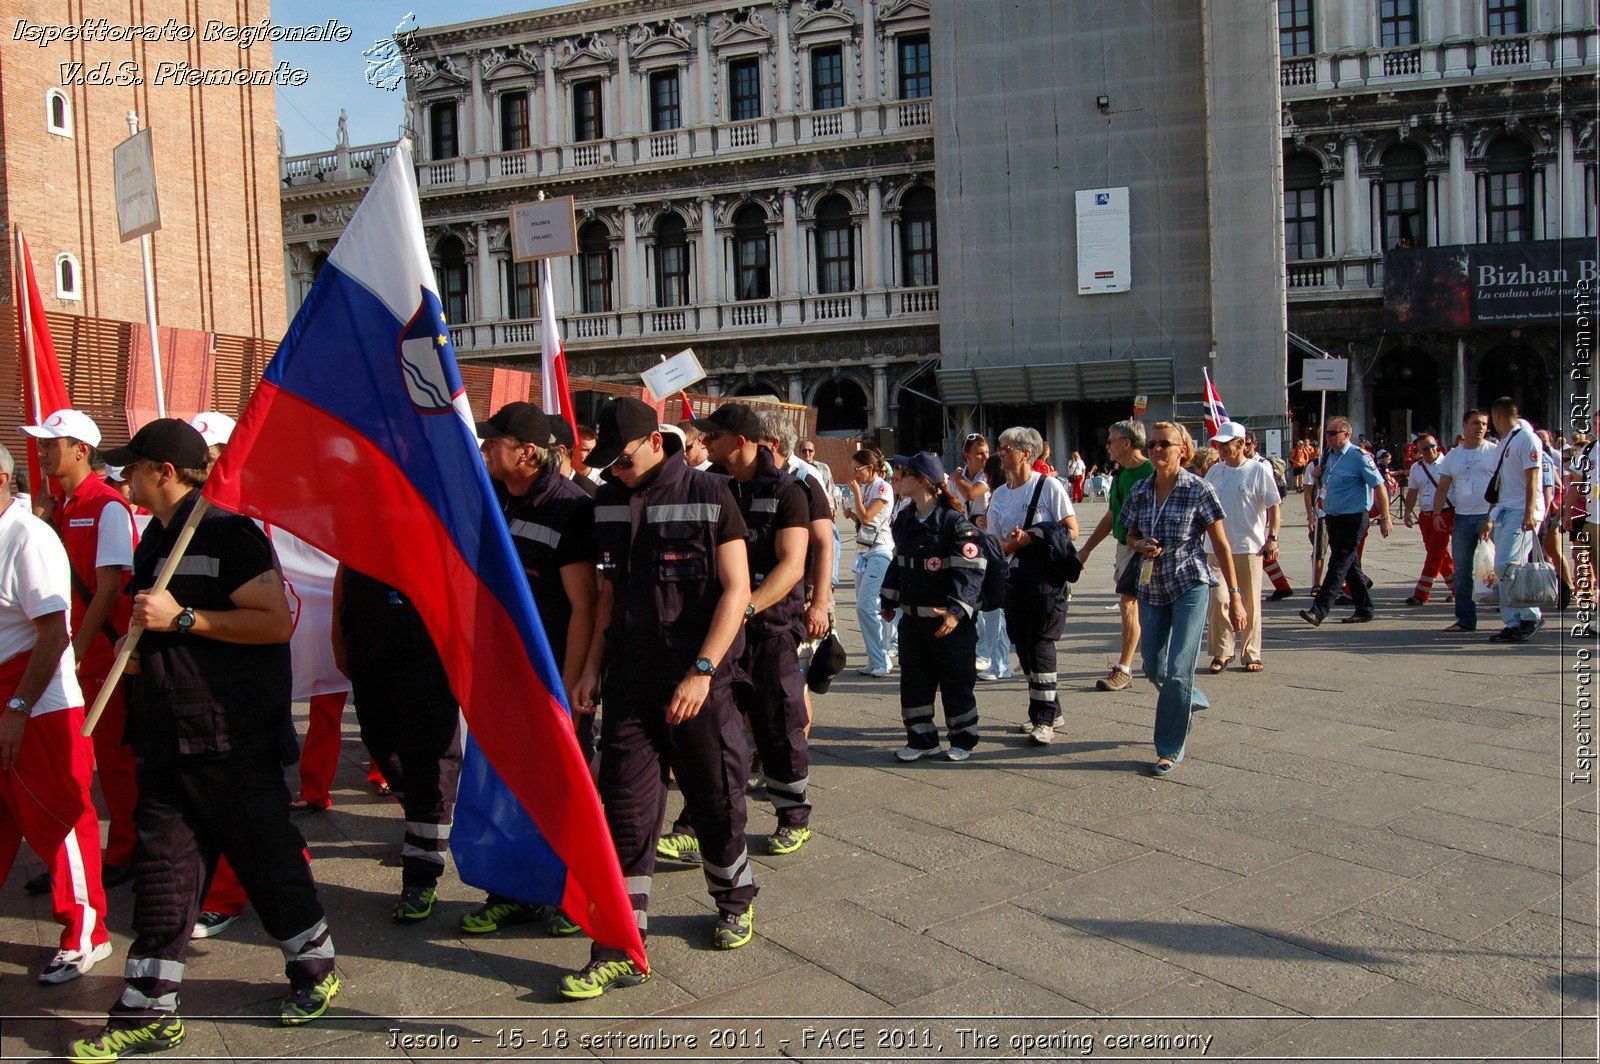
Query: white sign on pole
113 128 161 242
1302 358 1350 391
641 349 705 401
1263 428 1284 460
1075 186 1131 295
510 196 579 261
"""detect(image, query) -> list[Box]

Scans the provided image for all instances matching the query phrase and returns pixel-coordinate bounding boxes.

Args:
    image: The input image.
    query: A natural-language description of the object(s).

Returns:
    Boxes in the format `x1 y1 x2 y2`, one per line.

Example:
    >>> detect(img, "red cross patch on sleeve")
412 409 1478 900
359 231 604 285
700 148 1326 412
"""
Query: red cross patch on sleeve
961 541 980 560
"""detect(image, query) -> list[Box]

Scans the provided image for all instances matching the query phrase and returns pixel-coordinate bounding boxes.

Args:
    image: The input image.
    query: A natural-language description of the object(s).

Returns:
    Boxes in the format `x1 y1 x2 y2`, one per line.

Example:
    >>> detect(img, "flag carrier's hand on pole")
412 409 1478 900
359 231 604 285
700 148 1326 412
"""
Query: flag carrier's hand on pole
81 496 211 737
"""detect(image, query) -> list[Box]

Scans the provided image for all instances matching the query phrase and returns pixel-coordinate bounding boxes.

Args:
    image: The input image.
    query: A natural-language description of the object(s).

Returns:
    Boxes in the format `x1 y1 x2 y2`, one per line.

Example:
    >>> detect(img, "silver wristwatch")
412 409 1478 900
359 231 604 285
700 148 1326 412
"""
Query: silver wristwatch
5 697 30 717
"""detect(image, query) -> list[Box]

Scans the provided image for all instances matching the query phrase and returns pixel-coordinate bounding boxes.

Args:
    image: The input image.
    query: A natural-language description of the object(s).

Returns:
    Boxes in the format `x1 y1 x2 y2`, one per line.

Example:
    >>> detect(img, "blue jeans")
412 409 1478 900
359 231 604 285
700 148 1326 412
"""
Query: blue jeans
1491 505 1541 628
1450 511 1488 629
1139 583 1211 761
978 609 1013 678
855 553 894 671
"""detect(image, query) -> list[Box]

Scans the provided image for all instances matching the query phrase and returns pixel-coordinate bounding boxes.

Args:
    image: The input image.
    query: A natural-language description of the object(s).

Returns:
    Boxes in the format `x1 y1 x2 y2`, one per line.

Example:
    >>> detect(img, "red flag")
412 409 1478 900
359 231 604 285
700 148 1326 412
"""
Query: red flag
679 392 694 421
1203 368 1230 440
11 229 71 495
538 259 578 438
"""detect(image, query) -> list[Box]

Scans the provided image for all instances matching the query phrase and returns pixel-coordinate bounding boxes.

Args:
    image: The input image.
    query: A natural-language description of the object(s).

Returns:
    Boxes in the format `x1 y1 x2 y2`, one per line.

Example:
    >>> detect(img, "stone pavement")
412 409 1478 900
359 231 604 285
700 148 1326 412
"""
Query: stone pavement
2 501 1595 1062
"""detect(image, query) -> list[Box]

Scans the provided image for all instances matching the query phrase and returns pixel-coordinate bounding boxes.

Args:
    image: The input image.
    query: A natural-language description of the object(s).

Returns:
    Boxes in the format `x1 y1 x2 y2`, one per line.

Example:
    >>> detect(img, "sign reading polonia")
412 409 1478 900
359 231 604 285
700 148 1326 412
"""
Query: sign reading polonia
1383 240 1597 331
113 128 161 242
510 196 579 261
1075 186 1131 295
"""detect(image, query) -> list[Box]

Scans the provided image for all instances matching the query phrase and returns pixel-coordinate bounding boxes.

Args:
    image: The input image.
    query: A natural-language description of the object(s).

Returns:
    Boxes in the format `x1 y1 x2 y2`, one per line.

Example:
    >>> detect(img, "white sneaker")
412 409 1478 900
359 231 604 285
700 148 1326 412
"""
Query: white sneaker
945 746 971 762
1028 724 1055 746
975 657 992 674
38 941 112 985
857 664 895 677
895 745 944 762
191 911 240 939
1017 720 1034 734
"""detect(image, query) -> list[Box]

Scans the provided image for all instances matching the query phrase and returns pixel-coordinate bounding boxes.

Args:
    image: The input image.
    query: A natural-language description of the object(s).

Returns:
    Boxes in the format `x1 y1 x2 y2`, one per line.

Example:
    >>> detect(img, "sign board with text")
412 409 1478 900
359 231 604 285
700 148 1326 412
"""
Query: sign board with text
510 196 579 261
113 129 162 242
1075 186 1131 295
641 349 705 401
1302 358 1349 392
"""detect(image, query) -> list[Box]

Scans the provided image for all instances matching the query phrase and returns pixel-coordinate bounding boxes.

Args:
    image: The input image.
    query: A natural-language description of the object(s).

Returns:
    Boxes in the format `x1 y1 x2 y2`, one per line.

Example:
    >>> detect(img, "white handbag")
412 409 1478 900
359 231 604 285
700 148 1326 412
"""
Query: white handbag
1501 536 1560 610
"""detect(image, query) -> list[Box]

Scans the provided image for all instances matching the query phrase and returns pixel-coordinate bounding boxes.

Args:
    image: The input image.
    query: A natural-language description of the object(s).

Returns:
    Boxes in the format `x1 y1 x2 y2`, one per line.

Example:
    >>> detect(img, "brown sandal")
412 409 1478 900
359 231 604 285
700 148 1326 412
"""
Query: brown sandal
1208 657 1230 674
1241 658 1263 673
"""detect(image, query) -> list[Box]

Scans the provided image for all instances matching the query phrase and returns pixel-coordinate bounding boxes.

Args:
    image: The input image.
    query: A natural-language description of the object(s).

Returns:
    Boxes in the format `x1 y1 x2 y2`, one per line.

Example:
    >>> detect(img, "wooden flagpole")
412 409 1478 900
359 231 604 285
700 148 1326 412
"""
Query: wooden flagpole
81 496 212 737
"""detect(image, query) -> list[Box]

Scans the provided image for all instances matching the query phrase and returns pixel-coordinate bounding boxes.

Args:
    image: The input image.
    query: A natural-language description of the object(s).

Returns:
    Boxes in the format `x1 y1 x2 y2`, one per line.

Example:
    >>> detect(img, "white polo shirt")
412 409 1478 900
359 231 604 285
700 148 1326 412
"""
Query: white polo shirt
1493 419 1546 523
0 500 83 714
1205 457 1282 554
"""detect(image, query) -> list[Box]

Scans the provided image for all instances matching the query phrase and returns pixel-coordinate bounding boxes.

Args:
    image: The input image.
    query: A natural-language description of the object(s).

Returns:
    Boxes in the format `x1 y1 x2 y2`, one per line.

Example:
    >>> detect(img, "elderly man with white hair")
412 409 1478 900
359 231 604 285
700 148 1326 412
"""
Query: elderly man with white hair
1203 421 1281 673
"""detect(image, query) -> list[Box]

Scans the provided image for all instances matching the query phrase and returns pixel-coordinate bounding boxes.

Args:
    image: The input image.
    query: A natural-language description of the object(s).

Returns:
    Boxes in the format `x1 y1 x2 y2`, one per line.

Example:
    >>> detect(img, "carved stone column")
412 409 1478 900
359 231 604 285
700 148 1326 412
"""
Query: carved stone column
699 195 720 305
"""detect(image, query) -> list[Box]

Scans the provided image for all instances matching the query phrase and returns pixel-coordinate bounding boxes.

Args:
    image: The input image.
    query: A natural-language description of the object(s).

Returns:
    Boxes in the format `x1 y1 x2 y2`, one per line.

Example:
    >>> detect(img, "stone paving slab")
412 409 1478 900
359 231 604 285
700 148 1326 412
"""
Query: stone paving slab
1 502 1593 1062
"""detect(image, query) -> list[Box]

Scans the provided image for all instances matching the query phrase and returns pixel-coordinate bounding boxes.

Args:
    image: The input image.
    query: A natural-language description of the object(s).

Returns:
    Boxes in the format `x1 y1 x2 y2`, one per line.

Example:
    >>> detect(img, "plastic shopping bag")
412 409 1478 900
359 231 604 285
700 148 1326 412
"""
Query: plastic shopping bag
1473 538 1499 606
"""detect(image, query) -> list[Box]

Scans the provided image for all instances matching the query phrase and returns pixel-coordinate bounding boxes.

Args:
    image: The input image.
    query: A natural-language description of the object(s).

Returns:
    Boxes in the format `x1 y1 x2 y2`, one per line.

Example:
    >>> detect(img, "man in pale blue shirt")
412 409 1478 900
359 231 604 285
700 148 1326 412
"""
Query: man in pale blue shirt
1301 417 1392 626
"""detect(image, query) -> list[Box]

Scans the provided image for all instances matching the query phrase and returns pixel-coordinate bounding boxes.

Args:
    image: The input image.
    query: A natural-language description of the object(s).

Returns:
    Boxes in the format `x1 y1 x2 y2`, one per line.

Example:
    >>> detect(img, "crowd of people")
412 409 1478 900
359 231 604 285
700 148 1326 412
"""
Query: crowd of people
0 392 1589 1061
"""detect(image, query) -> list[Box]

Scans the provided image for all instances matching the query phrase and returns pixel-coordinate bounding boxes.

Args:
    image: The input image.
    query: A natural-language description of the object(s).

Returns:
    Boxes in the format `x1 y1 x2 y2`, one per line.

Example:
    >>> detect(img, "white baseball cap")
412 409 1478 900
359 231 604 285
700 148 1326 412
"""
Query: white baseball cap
1209 420 1248 444
21 408 102 448
188 412 237 448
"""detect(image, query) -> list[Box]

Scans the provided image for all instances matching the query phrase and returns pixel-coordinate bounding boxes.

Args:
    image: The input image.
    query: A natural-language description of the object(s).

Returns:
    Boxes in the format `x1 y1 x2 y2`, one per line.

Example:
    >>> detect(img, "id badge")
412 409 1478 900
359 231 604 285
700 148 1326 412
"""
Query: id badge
1139 555 1154 586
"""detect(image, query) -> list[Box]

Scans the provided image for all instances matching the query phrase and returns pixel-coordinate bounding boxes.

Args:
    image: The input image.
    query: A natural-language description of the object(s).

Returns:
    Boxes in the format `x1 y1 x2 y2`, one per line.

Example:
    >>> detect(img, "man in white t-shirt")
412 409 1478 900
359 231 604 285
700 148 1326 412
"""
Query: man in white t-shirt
1482 397 1545 641
1203 422 1280 670
1432 409 1499 633
989 426 1077 744
0 442 111 985
1401 433 1454 606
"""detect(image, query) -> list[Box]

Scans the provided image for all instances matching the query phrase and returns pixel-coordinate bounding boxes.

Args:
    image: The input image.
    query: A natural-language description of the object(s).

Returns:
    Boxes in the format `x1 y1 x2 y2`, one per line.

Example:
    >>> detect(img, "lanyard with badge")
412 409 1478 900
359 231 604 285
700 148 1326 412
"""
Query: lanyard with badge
1139 484 1177 587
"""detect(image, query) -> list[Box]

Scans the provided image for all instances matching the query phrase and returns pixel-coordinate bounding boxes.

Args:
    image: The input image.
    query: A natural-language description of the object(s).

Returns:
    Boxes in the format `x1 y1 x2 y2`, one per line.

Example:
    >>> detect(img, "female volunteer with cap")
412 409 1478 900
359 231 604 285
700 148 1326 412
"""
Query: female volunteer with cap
878 452 986 762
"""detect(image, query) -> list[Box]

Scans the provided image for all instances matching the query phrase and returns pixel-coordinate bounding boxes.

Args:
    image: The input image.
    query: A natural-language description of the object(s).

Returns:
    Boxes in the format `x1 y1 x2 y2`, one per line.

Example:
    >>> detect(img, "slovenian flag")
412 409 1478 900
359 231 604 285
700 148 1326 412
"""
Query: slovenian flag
1203 368 1230 440
203 141 644 969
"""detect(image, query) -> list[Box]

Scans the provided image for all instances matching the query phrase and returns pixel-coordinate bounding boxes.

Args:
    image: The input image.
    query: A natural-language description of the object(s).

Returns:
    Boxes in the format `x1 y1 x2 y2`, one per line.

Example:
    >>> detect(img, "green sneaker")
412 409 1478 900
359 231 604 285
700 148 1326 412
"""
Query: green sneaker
67 1017 185 1062
459 899 545 935
279 971 341 1026
766 825 812 856
392 885 437 923
548 910 584 937
556 958 648 1000
655 832 702 864
712 906 754 950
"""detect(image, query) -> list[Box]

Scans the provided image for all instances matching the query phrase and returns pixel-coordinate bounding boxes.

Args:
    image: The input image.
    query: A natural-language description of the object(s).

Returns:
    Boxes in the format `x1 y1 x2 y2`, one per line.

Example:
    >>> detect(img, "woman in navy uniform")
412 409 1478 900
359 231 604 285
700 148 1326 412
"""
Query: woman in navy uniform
879 452 987 762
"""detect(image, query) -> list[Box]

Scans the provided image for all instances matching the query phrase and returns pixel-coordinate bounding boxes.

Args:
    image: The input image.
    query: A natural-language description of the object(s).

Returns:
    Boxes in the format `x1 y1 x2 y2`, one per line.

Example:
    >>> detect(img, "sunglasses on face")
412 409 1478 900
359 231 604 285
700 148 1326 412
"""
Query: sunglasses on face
699 430 725 443
611 438 650 470
1148 440 1180 451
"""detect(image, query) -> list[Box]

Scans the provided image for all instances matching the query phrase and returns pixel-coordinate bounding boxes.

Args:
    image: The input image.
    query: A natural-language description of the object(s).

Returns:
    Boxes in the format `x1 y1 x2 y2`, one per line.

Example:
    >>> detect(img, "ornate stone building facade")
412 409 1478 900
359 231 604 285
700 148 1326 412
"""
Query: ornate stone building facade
1279 0 1596 439
282 0 941 439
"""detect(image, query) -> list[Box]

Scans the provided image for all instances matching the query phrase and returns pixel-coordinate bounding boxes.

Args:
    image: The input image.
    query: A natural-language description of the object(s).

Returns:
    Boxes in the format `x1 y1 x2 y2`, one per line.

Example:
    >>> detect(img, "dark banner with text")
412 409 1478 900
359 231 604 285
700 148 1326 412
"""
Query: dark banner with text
1383 240 1597 331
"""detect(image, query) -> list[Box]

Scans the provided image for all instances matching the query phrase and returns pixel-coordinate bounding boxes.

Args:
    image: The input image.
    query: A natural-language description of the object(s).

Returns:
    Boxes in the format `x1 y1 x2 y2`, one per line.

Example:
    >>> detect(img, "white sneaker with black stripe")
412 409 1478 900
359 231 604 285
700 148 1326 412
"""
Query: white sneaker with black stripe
38 941 112 985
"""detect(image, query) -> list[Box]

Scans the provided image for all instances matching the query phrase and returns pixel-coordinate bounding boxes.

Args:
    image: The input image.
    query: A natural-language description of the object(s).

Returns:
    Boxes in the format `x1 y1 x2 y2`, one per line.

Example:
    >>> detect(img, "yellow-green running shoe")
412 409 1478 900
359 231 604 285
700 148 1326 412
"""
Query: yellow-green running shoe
556 959 648 1000
655 832 701 864
460 899 545 934
392 885 437 922
712 906 754 950
67 1016 185 1062
548 910 584 936
767 826 812 855
279 971 342 1026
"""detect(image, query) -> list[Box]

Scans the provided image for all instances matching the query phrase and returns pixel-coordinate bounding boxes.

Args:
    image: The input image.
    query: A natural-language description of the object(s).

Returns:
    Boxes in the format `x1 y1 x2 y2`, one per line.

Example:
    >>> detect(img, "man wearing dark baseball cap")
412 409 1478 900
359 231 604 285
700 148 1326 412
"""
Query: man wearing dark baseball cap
100 418 210 474
698 403 765 448
475 401 554 449
557 396 758 999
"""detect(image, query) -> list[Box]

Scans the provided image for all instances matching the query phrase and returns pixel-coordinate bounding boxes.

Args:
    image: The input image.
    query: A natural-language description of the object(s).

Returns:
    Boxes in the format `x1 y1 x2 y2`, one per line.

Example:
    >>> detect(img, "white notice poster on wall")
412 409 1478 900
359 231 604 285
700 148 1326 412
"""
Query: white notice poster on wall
1075 187 1131 295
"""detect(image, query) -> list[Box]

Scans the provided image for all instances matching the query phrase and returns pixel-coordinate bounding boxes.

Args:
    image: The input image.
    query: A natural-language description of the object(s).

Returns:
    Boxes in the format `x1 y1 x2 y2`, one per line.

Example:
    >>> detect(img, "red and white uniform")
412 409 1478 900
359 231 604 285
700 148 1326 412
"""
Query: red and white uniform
1407 455 1455 603
0 499 108 953
58 473 139 868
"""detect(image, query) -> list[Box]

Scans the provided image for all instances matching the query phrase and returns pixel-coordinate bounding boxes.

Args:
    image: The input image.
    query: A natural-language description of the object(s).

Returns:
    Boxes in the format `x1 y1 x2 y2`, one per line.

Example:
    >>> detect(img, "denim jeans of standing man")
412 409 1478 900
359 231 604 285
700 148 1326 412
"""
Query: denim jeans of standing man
978 608 1014 679
1449 511 1489 629
856 553 894 672
1490 505 1542 630
1139 583 1211 762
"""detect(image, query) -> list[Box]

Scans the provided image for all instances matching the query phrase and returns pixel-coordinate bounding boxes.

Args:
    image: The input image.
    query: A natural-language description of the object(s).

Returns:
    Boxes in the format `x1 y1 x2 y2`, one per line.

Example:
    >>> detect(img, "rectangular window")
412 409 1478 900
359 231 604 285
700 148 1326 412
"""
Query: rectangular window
500 92 529 152
737 235 770 300
583 251 612 313
657 244 689 307
508 261 536 319
812 46 844 110
898 34 931 99
429 101 458 160
649 69 681 132
1487 172 1530 243
573 80 603 142
1284 187 1322 260
1379 0 1418 47
1382 179 1425 248
1487 0 1525 37
818 228 854 294
729 57 761 121
902 217 937 287
1278 0 1315 57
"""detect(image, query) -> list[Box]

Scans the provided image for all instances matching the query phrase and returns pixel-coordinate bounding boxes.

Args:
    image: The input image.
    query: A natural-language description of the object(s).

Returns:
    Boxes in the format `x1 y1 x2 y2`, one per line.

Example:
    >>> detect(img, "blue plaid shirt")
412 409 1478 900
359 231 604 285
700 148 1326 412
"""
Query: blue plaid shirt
1118 469 1226 605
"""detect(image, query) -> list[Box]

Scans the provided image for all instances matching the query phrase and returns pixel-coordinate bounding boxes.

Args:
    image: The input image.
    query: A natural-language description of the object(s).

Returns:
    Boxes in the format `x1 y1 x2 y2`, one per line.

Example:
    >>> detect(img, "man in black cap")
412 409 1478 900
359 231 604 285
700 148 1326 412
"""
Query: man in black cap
561 398 754 1000
657 404 814 863
548 418 597 498
71 420 339 1063
459 402 597 937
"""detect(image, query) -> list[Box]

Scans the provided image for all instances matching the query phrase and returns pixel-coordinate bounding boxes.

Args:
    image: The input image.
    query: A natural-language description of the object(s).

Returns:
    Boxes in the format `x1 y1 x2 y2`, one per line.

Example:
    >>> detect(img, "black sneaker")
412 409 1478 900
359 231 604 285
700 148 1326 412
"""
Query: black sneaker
1269 588 1295 601
1488 627 1520 643
1508 625 1535 643
1298 608 1323 627
1340 612 1374 624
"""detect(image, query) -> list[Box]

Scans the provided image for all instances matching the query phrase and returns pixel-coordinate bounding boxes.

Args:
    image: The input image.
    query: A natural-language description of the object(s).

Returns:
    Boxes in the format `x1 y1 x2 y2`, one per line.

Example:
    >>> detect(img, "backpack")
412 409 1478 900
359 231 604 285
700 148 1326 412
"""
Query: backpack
975 526 1011 612
1268 455 1290 495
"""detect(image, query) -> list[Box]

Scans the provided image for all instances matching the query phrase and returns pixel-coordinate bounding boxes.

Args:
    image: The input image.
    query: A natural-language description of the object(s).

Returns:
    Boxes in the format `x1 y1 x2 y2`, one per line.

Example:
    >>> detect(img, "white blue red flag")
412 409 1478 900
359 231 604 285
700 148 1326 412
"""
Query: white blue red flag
203 141 644 968
1203 368 1230 440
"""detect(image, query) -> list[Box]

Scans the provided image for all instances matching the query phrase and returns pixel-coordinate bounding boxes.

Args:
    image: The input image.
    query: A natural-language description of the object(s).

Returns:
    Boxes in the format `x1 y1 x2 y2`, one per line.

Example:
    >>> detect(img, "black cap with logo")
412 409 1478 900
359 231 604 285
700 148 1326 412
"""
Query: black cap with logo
101 418 210 470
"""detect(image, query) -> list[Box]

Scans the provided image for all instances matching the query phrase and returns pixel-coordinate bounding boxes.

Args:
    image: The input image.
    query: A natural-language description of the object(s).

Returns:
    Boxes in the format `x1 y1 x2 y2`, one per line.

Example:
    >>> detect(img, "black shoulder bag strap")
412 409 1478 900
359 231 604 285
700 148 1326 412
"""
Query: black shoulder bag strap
1023 474 1048 530
1486 428 1521 503
67 562 122 646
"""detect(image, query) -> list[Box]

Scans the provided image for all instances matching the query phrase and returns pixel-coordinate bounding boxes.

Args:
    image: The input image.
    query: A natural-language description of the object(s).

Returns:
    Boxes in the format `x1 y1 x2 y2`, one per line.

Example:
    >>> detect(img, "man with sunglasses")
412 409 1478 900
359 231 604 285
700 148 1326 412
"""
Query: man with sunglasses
562 398 756 999
1402 434 1455 606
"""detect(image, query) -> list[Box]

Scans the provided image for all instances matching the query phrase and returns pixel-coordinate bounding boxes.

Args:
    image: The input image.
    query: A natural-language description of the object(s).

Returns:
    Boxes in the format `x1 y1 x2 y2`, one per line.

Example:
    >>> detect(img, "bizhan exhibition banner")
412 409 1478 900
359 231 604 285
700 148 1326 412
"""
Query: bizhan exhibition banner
1383 240 1597 331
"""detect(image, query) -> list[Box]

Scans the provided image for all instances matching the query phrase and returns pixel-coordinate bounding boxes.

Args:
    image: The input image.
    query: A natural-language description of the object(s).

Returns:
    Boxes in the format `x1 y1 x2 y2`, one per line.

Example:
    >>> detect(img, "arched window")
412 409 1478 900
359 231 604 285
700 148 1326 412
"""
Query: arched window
435 237 469 324
814 195 854 294
579 221 612 313
46 89 72 137
655 212 689 308
1485 138 1533 244
734 205 771 301
1379 144 1427 249
900 186 937 287
1283 152 1323 260
310 252 329 281
55 253 81 300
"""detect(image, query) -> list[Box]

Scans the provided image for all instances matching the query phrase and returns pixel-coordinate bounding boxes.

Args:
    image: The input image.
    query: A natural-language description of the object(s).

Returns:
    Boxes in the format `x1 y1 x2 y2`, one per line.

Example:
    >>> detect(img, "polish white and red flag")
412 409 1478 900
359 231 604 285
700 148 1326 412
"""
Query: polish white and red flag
538 258 578 439
1203 368 1230 440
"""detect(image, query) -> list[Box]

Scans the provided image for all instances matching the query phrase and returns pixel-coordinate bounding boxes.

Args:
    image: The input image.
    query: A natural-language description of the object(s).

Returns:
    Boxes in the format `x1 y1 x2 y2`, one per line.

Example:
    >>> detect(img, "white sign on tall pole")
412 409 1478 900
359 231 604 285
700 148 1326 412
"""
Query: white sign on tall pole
118 113 166 418
1302 358 1350 391
510 196 579 261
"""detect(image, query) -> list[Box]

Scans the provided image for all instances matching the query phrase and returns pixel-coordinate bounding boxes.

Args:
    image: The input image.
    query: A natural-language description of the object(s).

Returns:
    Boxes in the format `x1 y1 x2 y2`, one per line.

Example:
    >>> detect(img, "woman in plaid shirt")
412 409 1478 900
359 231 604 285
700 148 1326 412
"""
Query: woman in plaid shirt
1119 422 1246 776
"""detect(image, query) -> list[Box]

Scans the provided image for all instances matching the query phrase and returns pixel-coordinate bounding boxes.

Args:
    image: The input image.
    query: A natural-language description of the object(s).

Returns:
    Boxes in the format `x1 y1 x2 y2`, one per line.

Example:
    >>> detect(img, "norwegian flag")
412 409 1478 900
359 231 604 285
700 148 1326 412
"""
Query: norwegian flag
538 258 578 439
1203 368 1230 440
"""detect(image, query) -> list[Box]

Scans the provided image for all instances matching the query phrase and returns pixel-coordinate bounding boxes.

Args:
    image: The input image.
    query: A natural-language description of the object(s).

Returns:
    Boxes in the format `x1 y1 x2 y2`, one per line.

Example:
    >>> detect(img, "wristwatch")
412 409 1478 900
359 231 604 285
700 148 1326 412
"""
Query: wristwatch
5 697 29 718
744 602 757 620
693 657 715 677
175 607 197 634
